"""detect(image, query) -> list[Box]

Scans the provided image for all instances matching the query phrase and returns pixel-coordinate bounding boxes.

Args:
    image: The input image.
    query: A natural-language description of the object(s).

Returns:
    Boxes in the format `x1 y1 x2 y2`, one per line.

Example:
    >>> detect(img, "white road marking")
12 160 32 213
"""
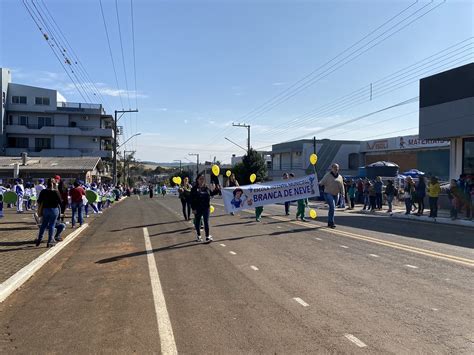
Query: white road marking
292 297 309 307
315 237 322 241
143 228 178 355
219 243 226 247
276 226 282 229
340 245 349 249
369 254 379 258
405 264 419 269
432 308 439 311
229 251 237 255
250 265 259 271
344 334 367 348
137 195 140 200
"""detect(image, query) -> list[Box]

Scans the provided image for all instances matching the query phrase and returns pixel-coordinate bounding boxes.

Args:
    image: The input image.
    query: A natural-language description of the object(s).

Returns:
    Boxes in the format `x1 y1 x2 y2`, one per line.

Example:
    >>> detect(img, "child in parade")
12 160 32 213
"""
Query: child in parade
161 184 167 197
348 180 356 210
427 176 441 218
296 197 308 221
0 181 6 218
190 173 220 242
15 178 25 213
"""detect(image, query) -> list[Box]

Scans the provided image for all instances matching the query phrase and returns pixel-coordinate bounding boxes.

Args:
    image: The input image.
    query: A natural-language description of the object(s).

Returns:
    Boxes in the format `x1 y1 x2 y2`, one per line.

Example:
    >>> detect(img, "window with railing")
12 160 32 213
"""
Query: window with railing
38 116 53 128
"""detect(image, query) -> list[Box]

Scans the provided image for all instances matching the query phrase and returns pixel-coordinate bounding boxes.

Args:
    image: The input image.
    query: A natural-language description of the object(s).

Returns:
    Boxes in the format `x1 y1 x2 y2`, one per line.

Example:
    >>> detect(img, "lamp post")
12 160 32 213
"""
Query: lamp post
232 123 251 155
117 132 141 185
189 153 199 177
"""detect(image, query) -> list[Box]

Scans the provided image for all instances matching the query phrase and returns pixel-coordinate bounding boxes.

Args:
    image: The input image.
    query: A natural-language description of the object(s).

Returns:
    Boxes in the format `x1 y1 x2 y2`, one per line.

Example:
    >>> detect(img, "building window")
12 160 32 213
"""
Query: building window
19 116 28 126
8 137 29 148
35 97 50 105
12 96 27 104
463 138 474 175
38 116 53 128
348 153 360 170
35 138 51 152
7 115 13 125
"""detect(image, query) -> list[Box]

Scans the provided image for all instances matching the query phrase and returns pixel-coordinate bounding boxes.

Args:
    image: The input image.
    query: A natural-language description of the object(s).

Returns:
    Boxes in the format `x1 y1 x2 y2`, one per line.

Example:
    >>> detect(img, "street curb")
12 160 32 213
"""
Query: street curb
0 224 89 303
390 213 474 228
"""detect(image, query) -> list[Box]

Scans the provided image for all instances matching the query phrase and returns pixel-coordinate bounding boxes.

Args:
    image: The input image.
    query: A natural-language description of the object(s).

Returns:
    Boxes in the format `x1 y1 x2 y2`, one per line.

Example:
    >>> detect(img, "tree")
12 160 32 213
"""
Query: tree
233 148 267 185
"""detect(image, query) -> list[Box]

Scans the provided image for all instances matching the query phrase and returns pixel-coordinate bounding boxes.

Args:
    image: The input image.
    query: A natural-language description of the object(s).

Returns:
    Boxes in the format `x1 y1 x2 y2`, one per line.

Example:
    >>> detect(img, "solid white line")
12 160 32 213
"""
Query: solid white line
229 251 237 255
315 237 322 241
0 224 89 303
250 265 259 271
143 227 178 355
340 245 349 249
369 254 379 258
344 334 367 348
293 297 309 307
219 243 226 247
405 264 419 269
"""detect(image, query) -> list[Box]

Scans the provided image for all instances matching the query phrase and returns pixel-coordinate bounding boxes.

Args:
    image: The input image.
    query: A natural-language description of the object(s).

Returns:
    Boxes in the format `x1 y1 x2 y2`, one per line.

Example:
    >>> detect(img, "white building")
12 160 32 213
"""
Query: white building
0 68 114 159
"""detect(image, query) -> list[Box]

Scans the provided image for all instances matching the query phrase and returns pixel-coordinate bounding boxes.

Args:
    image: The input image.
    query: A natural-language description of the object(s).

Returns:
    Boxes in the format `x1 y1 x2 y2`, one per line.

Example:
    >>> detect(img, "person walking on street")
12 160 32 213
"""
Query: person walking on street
282 173 290 215
415 176 427 216
191 173 220 242
36 178 62 247
178 177 192 220
149 184 154 198
70 181 85 228
296 198 308 221
374 176 384 210
227 173 239 216
427 176 441 218
319 163 345 228
348 180 356 210
384 180 396 213
403 177 415 215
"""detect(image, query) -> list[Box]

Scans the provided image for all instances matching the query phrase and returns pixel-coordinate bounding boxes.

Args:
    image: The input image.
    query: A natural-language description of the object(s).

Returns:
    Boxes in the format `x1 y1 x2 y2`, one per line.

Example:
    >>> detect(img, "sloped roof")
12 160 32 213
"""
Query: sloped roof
0 157 101 172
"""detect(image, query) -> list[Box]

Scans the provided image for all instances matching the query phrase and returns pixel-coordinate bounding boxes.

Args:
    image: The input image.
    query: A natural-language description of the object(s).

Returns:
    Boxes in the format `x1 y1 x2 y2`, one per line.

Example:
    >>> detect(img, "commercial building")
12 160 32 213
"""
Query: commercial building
419 63 474 179
0 68 114 159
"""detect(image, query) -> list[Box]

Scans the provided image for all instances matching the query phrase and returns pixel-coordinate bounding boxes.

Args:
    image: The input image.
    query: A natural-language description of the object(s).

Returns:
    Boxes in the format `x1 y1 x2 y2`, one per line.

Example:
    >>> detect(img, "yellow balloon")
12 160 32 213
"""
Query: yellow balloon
212 165 220 176
175 176 182 185
309 209 317 219
250 173 257 183
172 177 178 184
210 205 215 213
310 153 318 165
226 170 231 177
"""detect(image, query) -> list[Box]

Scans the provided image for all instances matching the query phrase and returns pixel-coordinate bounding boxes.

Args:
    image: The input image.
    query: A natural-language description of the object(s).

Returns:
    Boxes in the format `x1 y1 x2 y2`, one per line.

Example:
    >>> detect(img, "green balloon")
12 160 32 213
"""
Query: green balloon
3 191 17 204
85 190 99 204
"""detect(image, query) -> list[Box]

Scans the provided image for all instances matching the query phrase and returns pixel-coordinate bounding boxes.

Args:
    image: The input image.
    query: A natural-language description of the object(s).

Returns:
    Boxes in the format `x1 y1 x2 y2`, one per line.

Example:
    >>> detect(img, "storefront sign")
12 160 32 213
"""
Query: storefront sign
362 135 449 152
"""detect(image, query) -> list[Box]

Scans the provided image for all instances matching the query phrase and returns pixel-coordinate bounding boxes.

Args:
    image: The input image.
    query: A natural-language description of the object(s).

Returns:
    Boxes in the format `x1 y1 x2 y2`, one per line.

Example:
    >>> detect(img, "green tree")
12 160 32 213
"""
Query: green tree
233 149 267 185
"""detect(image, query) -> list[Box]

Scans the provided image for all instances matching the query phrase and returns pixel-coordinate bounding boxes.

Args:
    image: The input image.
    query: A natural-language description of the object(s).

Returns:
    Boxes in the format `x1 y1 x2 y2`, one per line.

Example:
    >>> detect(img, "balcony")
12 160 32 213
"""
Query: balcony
56 102 104 114
5 124 113 138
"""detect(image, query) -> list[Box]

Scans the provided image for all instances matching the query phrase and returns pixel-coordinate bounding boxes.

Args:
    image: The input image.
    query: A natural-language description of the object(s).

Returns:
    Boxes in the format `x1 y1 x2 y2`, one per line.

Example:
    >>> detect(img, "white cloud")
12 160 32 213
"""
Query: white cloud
184 119 189 124
272 82 286 86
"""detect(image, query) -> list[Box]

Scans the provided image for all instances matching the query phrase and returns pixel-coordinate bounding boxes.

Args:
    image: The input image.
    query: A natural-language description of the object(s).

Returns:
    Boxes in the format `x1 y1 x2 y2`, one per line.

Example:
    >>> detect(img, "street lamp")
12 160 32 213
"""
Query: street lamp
189 153 199 177
118 132 141 149
113 109 139 185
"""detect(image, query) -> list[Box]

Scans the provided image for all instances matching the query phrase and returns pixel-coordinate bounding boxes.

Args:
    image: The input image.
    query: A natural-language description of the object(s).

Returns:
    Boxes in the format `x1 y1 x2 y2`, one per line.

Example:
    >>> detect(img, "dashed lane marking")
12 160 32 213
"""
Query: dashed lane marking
344 334 367 348
293 297 309 307
405 264 419 269
315 237 322 241
369 254 379 258
229 251 237 255
143 227 178 355
340 245 349 249
250 265 259 271
219 244 226 247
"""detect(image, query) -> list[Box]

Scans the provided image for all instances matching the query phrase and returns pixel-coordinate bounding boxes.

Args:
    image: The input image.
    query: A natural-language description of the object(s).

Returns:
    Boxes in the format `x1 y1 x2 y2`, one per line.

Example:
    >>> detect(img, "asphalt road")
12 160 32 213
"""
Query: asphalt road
1 195 473 354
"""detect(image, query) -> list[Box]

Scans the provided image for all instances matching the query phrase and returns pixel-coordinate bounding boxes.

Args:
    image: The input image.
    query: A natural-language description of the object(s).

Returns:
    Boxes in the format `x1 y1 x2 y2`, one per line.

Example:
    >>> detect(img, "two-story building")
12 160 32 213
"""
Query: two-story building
0 67 114 159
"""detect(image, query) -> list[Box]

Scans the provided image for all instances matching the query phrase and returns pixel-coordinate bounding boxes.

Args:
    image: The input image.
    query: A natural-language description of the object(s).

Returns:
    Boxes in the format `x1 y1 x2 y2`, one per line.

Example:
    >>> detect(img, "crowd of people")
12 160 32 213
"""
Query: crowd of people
0 176 129 247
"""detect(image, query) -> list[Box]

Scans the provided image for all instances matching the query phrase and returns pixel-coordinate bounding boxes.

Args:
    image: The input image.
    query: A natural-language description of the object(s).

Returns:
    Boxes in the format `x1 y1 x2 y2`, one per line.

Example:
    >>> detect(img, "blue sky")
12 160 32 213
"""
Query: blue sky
1 0 473 163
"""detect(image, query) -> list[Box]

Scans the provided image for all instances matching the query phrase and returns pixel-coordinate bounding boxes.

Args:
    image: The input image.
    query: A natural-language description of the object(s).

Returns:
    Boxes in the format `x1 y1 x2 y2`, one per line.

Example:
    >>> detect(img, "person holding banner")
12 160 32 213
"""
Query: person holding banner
283 173 290 215
319 163 345 228
190 173 220 242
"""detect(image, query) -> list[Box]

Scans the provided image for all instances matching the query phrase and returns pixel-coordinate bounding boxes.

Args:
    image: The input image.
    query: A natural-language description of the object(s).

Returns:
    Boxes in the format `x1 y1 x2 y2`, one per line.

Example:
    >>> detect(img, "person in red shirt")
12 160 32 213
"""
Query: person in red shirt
70 181 85 228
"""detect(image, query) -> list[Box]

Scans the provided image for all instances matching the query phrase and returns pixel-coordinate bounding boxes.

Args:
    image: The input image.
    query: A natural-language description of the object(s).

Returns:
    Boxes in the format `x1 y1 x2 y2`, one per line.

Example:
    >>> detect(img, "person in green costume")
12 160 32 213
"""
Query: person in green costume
296 198 308 221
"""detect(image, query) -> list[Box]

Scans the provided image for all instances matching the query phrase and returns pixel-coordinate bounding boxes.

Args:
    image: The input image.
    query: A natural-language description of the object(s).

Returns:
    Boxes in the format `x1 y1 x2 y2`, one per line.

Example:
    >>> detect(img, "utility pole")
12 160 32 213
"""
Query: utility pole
232 123 250 155
174 160 182 172
189 153 199 178
113 109 138 185
313 136 316 155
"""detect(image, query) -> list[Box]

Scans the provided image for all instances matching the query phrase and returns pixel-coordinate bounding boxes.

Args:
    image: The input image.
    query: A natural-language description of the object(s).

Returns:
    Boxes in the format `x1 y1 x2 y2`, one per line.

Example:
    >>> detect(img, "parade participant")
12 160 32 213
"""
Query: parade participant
190 173 220 242
149 184 154 198
227 173 239 215
23 182 34 211
374 176 384 210
0 181 5 218
384 180 396 213
178 177 192 220
427 176 441 218
35 178 45 198
161 184 167 197
319 163 344 228
15 178 25 213
70 181 85 228
415 176 426 216
282 173 290 215
403 177 415 215
58 180 69 222
255 205 264 222
296 197 308 221
36 178 62 247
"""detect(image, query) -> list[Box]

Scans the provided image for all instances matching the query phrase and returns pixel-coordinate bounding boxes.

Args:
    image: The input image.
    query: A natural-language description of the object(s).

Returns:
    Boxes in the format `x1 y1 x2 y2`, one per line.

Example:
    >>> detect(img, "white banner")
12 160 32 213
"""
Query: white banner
222 174 319 213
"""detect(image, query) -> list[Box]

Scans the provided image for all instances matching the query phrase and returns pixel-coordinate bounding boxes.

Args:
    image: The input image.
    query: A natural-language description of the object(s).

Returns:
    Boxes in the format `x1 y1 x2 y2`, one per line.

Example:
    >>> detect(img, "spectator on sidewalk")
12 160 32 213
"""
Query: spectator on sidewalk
458 174 472 220
384 180 396 213
70 181 85 228
348 180 356 210
415 176 427 216
374 176 384 210
368 181 377 212
427 176 441 218
403 177 415 215
36 178 62 247
319 163 345 228
362 179 370 210
357 179 364 204
448 179 462 220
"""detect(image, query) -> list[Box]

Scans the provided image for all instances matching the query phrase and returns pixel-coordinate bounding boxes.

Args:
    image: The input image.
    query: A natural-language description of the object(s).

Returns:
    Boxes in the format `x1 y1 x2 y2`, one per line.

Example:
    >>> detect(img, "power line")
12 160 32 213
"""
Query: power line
99 0 124 110
115 0 131 110
130 0 139 151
